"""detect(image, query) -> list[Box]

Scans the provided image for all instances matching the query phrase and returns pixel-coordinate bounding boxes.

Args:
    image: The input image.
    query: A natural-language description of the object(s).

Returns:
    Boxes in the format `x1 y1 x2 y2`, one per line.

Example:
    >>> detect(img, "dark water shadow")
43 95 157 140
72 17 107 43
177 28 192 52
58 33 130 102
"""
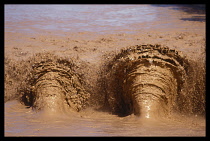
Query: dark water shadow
151 4 206 22
181 16 205 22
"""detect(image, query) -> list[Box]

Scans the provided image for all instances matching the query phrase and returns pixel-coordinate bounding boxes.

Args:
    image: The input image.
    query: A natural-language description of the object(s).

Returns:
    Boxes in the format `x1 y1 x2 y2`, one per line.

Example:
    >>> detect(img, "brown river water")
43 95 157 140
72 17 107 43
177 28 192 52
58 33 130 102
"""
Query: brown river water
4 4 206 136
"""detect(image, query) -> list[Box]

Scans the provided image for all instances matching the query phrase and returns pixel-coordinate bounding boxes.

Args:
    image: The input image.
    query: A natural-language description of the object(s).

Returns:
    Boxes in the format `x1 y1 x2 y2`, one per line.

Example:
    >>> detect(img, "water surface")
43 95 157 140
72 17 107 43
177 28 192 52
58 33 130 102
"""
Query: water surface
5 100 205 136
5 4 205 34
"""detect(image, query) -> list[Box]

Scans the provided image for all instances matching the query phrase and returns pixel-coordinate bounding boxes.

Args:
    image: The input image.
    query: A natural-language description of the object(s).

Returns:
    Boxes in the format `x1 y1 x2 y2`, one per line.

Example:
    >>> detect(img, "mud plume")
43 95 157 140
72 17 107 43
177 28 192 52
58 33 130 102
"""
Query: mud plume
4 45 205 118
5 52 91 113
99 44 205 118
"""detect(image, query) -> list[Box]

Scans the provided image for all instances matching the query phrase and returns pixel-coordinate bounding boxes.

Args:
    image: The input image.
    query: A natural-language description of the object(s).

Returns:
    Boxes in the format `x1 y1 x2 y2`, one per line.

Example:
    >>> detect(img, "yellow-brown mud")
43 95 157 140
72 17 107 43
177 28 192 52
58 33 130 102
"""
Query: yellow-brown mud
5 5 205 136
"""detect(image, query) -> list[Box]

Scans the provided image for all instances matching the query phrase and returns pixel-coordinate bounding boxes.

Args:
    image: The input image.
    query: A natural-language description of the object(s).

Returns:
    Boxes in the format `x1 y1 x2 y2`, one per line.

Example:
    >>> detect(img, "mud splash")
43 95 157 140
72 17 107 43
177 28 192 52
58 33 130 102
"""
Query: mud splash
5 52 91 114
5 44 205 118
4 4 206 136
98 44 205 118
4 45 205 137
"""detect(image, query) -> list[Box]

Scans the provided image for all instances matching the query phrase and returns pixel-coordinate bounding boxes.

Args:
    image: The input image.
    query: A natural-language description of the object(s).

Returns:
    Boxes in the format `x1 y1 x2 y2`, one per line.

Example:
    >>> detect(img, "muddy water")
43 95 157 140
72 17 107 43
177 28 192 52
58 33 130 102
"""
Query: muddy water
5 100 205 136
5 4 205 34
4 4 205 136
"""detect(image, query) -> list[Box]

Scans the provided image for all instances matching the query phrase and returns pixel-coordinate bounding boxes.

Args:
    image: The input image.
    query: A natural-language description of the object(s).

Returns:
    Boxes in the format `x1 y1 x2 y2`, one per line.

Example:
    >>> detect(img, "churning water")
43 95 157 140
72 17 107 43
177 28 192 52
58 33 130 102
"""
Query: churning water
5 4 205 136
5 100 205 136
